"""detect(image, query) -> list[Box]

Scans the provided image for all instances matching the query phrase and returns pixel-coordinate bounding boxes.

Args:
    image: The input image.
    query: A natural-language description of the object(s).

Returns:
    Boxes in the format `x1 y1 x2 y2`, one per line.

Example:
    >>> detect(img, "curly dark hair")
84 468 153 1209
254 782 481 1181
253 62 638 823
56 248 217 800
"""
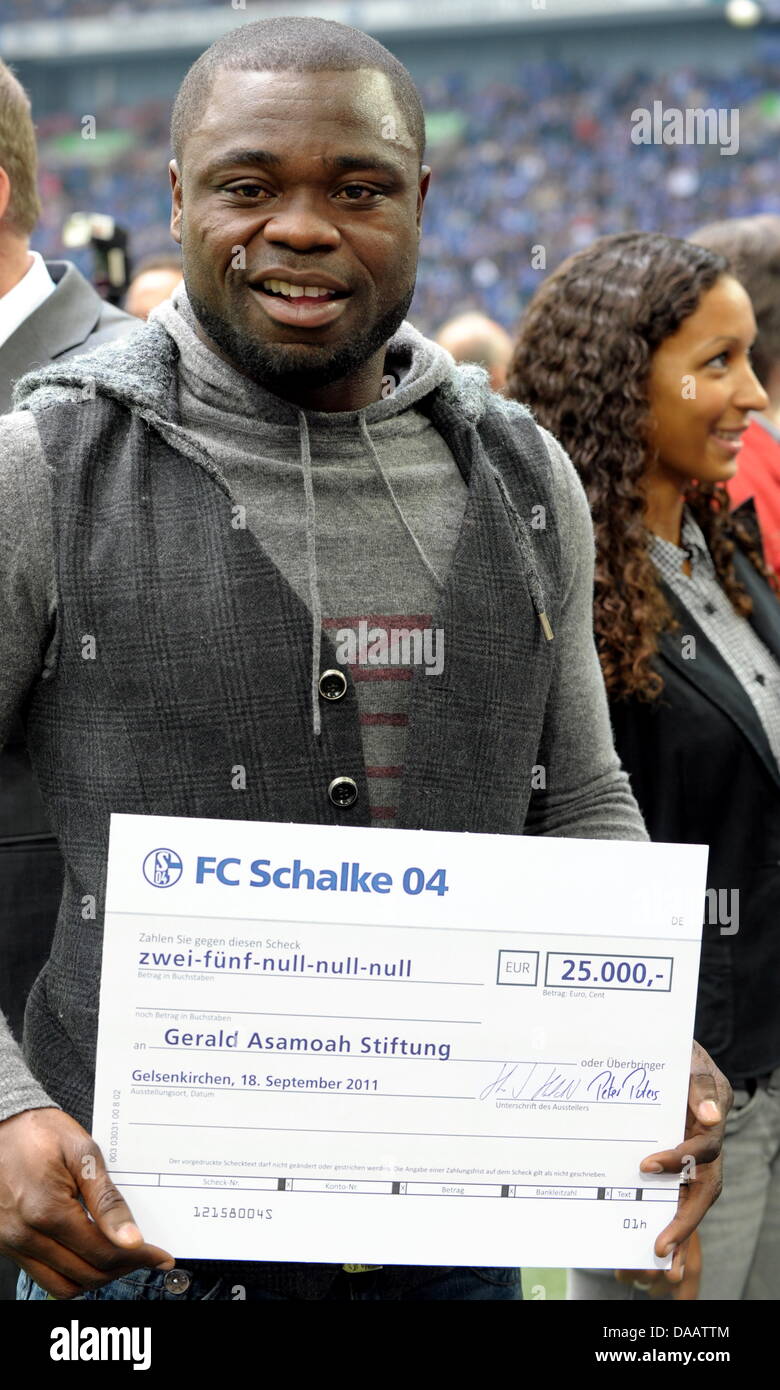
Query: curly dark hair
506 231 776 701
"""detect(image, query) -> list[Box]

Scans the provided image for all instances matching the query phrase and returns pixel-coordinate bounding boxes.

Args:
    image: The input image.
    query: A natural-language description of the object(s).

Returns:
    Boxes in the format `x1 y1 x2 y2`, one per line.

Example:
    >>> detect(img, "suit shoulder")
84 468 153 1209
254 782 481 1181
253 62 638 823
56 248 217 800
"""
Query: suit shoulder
97 300 135 334
68 303 137 358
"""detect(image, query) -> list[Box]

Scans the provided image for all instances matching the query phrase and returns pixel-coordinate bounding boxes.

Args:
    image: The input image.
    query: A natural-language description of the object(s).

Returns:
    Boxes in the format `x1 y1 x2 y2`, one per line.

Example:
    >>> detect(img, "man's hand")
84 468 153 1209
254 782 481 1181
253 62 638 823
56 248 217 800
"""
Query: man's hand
615 1040 731 1293
0 1107 175 1299
615 1228 702 1300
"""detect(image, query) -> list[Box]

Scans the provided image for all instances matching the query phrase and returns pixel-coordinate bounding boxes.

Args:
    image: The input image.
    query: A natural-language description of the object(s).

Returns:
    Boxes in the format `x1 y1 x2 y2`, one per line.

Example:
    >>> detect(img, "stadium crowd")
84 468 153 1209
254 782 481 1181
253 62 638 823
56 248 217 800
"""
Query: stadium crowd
28 56 780 333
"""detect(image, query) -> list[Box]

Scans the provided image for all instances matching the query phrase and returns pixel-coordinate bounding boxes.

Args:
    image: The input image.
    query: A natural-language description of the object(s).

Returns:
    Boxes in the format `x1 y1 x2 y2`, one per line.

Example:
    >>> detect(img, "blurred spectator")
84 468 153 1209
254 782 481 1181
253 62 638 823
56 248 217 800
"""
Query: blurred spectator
125 252 182 319
435 310 513 392
691 214 780 573
0 63 133 396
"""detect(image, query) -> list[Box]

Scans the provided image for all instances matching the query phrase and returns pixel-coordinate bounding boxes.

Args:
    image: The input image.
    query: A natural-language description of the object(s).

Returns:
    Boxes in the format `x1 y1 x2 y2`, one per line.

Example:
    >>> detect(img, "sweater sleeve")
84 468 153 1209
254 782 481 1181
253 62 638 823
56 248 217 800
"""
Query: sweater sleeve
0 409 61 1120
523 427 649 841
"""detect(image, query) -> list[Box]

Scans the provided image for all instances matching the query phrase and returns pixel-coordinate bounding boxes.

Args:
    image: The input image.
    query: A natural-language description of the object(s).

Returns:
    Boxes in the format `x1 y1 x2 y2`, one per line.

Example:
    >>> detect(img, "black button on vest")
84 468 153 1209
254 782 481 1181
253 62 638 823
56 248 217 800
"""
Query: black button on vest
319 669 348 701
328 776 358 809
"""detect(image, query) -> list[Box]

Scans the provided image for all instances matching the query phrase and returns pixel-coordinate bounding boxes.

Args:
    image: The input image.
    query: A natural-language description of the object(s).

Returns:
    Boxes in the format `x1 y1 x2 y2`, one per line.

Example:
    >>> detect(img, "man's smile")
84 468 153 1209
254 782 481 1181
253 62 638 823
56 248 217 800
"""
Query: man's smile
248 283 351 328
245 266 353 329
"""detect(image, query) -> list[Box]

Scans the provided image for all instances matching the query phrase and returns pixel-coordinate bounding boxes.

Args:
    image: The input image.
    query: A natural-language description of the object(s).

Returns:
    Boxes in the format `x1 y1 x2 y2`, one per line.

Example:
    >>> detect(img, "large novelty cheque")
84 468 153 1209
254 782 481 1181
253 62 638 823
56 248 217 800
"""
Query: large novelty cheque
93 815 707 1269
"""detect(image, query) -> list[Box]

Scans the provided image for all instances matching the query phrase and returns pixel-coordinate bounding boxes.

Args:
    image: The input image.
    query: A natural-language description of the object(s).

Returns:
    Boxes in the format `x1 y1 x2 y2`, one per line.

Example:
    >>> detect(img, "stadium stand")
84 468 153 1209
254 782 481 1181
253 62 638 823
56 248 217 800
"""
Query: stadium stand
23 55 780 336
1 0 227 16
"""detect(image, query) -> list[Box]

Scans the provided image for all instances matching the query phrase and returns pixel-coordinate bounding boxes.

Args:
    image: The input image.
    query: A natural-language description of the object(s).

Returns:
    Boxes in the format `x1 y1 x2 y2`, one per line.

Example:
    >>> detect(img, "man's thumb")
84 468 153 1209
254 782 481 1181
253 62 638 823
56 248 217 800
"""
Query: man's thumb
74 1142 144 1246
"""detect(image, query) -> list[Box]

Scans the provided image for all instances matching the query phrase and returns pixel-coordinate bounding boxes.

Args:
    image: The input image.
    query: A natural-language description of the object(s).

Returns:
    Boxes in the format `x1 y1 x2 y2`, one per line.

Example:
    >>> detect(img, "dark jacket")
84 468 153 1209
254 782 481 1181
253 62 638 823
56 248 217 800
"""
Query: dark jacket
609 544 780 1085
0 260 131 415
0 261 134 1039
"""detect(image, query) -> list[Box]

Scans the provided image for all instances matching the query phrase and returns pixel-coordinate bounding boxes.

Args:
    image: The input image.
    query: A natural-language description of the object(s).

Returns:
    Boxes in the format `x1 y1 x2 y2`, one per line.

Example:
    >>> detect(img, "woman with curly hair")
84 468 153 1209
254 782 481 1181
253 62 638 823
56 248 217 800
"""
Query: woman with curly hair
507 230 780 1302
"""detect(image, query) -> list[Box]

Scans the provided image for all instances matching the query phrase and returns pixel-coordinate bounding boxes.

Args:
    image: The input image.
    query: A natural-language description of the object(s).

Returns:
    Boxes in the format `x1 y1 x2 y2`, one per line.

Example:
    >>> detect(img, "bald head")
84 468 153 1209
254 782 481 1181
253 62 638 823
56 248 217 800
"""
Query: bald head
435 312 513 392
125 258 183 320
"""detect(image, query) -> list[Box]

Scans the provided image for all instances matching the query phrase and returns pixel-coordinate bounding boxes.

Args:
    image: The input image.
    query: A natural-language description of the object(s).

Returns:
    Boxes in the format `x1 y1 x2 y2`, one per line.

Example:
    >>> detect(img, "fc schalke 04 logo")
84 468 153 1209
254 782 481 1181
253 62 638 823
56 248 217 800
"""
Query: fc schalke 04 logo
143 848 183 888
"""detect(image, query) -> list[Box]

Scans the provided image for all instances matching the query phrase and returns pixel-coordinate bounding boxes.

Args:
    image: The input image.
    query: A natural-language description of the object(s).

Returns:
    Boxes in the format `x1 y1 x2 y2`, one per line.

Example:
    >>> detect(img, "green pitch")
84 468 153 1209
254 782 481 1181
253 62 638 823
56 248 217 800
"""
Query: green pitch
521 1267 566 1300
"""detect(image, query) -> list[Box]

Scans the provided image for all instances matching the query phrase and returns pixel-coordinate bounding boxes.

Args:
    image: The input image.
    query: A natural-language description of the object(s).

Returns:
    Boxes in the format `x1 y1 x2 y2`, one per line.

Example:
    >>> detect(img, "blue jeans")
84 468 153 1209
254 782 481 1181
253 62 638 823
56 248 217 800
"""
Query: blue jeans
17 1263 521 1301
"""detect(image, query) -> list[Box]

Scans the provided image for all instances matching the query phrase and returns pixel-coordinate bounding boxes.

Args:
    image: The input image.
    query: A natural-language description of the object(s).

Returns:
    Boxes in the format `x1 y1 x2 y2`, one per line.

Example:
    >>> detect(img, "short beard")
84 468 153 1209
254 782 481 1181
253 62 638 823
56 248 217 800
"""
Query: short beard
185 278 416 397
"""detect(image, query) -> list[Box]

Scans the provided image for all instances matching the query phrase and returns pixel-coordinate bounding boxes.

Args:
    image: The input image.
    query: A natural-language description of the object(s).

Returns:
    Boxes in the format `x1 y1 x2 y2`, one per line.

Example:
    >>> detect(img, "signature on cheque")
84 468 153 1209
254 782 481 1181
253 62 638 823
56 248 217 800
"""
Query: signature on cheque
478 1062 661 1104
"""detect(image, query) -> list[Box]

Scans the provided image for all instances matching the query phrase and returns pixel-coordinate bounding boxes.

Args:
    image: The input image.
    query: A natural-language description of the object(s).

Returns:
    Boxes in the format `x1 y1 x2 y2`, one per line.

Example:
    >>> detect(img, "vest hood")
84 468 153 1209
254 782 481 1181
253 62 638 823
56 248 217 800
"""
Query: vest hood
12 295 503 430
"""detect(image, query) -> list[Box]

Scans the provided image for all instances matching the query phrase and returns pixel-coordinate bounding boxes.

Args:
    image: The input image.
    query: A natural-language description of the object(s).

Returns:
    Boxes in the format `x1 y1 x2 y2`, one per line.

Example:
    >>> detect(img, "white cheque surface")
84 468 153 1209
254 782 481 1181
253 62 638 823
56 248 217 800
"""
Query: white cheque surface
93 815 707 1269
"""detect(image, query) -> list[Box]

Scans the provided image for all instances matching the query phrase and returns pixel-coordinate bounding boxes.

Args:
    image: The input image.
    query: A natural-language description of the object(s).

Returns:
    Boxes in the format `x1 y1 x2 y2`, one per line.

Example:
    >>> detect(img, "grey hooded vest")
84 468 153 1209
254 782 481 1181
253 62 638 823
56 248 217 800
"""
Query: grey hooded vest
18 340 562 1131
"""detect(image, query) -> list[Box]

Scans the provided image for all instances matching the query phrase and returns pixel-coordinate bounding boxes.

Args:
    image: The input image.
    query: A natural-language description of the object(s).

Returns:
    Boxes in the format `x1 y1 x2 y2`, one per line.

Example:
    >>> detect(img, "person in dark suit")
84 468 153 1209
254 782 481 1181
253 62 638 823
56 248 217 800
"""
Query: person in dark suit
507 231 780 1300
0 58 133 1299
0 257 131 414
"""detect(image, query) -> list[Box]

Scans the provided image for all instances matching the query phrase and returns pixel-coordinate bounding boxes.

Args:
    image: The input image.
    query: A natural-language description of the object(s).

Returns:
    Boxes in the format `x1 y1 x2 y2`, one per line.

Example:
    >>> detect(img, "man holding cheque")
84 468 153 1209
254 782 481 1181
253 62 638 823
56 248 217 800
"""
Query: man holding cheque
0 17 729 1302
